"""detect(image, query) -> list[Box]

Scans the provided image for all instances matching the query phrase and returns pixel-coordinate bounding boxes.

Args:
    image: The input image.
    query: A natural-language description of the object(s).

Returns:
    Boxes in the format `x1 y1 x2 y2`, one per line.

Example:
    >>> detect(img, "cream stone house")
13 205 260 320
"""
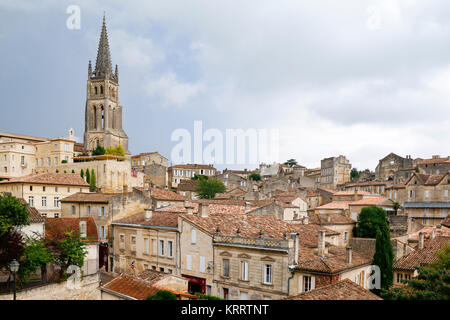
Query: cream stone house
0 173 90 218
131 152 168 169
320 156 352 190
168 164 216 188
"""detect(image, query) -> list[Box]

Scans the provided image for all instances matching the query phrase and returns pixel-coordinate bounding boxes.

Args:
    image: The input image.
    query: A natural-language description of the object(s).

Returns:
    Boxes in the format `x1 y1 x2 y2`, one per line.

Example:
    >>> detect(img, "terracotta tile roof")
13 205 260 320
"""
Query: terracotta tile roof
407 173 447 186
176 180 199 192
333 191 371 196
114 211 179 228
283 279 382 300
0 172 89 187
348 197 390 206
408 226 450 241
295 245 372 274
45 217 98 242
60 192 111 203
19 198 44 223
308 213 356 225
344 181 391 187
150 187 187 201
169 164 216 170
182 212 339 240
315 201 351 210
442 216 450 228
194 199 273 207
100 273 197 300
419 157 450 165
394 236 450 271
349 238 376 259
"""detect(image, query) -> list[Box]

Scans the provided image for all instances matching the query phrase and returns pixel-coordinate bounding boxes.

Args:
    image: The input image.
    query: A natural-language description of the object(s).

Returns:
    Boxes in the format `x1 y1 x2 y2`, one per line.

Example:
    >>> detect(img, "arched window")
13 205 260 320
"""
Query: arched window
111 108 115 129
101 106 105 129
100 85 104 94
93 105 97 129
95 87 98 95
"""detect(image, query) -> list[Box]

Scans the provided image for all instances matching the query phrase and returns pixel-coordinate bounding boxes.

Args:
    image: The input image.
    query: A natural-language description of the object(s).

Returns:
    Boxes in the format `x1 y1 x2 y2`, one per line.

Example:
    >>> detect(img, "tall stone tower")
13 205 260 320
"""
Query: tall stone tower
83 16 129 155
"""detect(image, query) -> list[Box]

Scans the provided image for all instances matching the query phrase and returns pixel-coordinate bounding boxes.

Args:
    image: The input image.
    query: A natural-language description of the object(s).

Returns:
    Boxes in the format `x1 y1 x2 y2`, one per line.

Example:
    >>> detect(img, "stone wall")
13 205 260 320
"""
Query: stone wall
0 274 100 300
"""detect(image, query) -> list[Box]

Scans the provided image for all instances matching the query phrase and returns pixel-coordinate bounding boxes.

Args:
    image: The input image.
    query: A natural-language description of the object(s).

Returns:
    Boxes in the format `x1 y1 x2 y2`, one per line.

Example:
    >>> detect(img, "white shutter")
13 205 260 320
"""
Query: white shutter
191 228 196 243
187 255 192 270
311 276 316 290
200 256 205 273
152 239 157 255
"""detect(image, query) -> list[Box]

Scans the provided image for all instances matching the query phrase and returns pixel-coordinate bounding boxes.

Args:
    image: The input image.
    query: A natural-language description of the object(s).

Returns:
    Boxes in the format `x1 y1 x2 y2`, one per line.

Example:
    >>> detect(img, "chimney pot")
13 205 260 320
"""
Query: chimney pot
145 207 153 221
346 246 352 264
199 203 209 217
290 233 299 265
419 232 424 249
318 230 326 257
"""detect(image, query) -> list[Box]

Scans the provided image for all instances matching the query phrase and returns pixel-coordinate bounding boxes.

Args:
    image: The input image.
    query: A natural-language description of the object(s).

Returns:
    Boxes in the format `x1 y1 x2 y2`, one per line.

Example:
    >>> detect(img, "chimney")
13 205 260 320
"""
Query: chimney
245 201 251 212
303 216 309 225
290 233 299 264
199 203 209 218
436 225 442 236
346 246 352 265
186 205 194 215
431 230 436 240
327 215 331 223
145 207 153 221
318 230 326 257
184 200 189 207
419 232 424 249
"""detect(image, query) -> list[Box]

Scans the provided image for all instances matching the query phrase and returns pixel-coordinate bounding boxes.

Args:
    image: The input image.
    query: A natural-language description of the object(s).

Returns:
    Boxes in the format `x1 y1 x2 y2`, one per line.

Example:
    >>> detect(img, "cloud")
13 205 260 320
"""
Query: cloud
144 72 204 107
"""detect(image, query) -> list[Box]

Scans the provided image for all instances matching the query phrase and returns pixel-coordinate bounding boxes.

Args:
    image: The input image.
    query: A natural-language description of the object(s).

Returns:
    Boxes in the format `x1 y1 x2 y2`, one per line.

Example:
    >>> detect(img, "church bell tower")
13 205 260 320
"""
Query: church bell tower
83 15 129 155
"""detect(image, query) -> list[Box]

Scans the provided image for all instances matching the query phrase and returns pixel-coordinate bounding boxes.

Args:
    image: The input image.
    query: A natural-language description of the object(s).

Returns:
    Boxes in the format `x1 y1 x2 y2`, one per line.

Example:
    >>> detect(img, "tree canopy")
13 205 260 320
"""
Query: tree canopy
249 173 261 181
354 205 390 238
0 194 29 237
92 145 105 156
105 145 125 156
192 174 208 181
381 244 450 300
147 290 177 300
196 178 226 199
283 159 298 167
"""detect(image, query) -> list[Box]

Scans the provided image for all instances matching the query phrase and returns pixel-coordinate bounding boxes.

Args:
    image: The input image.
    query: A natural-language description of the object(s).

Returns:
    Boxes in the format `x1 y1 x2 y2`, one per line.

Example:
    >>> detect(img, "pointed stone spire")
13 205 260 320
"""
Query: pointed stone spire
94 14 113 80
114 64 119 83
88 60 92 79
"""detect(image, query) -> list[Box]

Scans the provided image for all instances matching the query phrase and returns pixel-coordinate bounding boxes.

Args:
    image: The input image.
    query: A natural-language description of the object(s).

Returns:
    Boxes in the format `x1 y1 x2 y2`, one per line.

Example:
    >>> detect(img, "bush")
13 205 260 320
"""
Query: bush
249 173 261 181
146 290 177 300
105 145 125 156
61 160 68 164
196 178 226 199
195 292 224 300
92 145 105 156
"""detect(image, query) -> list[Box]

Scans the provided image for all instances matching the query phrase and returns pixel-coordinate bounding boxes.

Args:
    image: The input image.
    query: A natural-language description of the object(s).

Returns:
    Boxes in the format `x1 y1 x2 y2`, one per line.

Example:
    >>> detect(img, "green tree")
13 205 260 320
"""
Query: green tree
80 169 84 180
249 173 261 181
18 236 53 285
90 169 96 192
392 202 401 215
195 292 224 300
92 145 105 156
192 174 208 181
373 226 394 292
350 168 360 180
196 178 226 199
0 230 25 276
71 169 75 174
48 229 88 279
86 169 90 184
146 290 177 300
381 245 450 300
105 145 125 156
284 159 298 167
354 205 389 238
0 194 30 236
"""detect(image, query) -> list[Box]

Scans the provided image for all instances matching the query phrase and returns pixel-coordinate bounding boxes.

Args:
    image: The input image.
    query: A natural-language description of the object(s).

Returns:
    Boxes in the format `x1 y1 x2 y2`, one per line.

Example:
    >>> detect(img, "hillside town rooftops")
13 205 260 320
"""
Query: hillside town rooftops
283 279 382 300
0 172 89 187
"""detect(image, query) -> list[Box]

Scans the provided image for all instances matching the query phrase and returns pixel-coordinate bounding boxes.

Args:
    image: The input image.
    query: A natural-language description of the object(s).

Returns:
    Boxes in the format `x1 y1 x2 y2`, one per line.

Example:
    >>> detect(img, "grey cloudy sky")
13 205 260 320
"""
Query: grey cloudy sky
0 0 449 171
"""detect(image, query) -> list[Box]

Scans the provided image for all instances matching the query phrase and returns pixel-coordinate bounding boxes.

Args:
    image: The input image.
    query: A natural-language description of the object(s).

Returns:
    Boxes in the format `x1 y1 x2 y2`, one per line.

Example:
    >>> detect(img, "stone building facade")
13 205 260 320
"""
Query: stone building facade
320 156 351 190
375 153 414 181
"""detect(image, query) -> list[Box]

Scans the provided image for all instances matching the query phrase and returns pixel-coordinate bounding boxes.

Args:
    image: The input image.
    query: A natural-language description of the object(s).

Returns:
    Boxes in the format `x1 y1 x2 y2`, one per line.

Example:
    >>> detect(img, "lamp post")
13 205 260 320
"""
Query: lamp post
9 259 19 301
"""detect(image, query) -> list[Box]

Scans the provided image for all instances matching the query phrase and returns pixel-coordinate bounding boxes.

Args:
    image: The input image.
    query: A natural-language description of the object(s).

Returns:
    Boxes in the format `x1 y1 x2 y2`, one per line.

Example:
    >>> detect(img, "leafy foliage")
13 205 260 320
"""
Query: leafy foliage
350 168 360 180
46 229 88 279
146 290 177 300
80 169 84 179
283 159 297 167
0 229 25 272
90 169 96 192
105 145 125 156
381 245 450 300
249 173 261 181
92 145 106 156
18 236 53 285
392 202 401 215
354 205 389 238
192 174 208 181
373 226 394 291
0 194 29 236
196 178 226 199
86 169 90 184
195 292 224 300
